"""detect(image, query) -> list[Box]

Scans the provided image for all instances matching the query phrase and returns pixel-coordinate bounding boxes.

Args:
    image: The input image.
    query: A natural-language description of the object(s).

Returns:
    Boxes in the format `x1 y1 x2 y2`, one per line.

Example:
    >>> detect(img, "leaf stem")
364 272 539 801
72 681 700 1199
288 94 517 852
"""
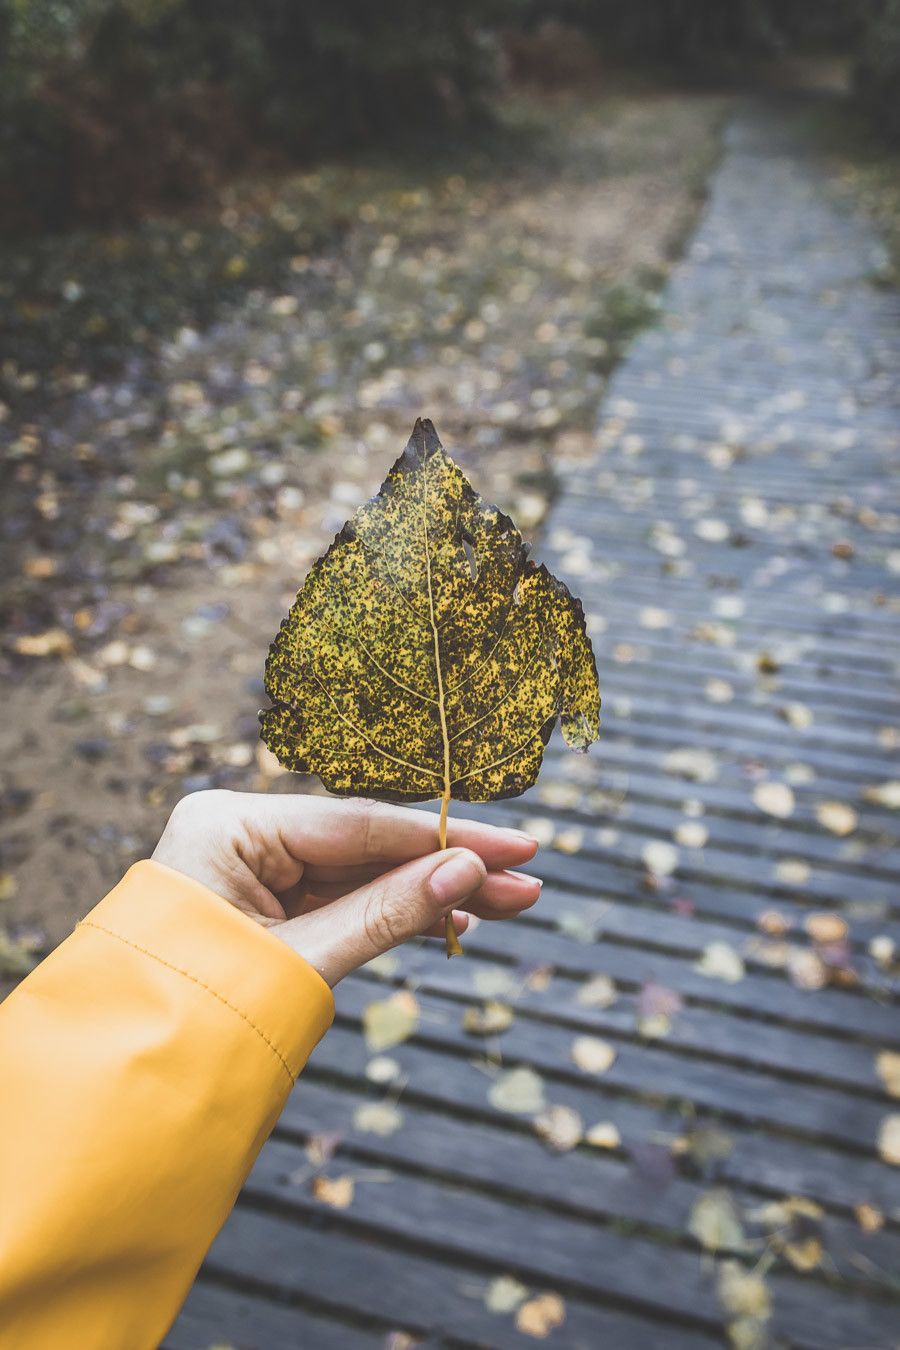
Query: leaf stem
439 783 462 958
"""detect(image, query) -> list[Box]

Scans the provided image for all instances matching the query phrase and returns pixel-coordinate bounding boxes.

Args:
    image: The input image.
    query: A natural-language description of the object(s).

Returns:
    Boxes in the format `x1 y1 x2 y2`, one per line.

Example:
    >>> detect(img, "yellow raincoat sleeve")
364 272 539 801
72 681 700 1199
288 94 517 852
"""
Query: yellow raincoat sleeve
0 858 335 1350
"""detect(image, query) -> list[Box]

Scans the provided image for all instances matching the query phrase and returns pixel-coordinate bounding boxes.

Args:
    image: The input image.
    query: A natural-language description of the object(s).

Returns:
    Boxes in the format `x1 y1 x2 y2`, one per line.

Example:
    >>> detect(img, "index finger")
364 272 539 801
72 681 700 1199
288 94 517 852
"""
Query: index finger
259 793 539 869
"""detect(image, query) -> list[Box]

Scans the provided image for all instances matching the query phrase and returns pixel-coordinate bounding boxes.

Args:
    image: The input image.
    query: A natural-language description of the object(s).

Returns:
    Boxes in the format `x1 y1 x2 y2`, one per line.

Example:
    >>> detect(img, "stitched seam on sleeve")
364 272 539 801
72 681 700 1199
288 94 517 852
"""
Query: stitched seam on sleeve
78 918 297 1084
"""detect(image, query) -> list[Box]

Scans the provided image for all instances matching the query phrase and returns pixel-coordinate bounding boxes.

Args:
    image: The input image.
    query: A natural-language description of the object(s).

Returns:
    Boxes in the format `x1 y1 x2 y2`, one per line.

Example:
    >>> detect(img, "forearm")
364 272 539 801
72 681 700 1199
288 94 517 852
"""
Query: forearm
0 860 333 1350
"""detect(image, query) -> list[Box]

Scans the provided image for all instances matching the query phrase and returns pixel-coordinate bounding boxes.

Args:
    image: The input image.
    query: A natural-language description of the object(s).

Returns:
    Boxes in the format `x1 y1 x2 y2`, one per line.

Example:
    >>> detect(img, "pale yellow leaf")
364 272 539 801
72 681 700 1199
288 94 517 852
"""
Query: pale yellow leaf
585 1121 622 1150
575 973 618 1009
694 942 745 984
462 1001 514 1036
803 912 847 945
876 1051 900 1099
752 781 795 819
862 781 900 810
717 1261 771 1320
488 1067 546 1115
353 1102 403 1137
311 1175 354 1209
689 1188 745 1253
534 1105 583 1153
515 1292 566 1338
485 1274 529 1314
815 800 857 836
642 840 678 877
571 1036 617 1074
362 991 419 1051
878 1115 900 1165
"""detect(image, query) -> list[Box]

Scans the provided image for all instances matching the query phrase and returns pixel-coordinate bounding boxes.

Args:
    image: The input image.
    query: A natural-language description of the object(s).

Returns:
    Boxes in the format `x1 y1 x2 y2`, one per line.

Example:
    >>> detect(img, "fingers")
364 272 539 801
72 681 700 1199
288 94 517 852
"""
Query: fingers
259 793 538 870
277 847 488 985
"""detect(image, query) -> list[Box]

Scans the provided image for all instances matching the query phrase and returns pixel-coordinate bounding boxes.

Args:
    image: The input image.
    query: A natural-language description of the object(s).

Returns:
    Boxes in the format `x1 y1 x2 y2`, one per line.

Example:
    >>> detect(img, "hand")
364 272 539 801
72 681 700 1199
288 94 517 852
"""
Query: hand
151 790 541 985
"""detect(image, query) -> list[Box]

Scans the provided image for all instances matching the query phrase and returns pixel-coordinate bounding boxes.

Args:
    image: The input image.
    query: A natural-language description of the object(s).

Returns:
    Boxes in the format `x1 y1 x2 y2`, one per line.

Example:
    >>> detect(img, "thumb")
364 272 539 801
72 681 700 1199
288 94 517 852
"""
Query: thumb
277 847 487 986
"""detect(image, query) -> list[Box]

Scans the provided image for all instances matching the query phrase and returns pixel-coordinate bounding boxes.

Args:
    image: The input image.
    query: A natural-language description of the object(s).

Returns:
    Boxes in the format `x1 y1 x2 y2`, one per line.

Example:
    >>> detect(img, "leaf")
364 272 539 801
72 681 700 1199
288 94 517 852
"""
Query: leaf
489 1067 546 1115
260 414 600 815
585 1121 621 1150
485 1274 529 1314
815 800 858 836
311 1175 355 1209
353 1102 403 1136
362 991 419 1051
13 628 73 657
575 973 617 1009
717 1261 771 1320
642 840 678 877
689 1188 745 1253
876 1051 900 1099
515 1292 566 1338
462 1001 514 1036
534 1104 583 1152
876 1115 900 1166
752 781 795 819
803 912 847 945
863 781 900 810
694 942 745 984
571 1035 617 1074
855 1202 885 1233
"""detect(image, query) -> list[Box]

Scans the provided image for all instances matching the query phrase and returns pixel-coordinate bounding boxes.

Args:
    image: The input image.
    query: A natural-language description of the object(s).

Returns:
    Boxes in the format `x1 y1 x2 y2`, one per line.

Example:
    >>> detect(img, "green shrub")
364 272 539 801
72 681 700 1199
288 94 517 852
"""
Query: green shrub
856 0 900 145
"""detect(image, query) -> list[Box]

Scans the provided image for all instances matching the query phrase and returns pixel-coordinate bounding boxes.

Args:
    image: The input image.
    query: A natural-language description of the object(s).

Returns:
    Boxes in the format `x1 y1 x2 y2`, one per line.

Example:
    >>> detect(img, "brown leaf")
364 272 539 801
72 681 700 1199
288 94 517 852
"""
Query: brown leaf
462 1001 514 1036
311 1174 355 1209
515 1292 566 1338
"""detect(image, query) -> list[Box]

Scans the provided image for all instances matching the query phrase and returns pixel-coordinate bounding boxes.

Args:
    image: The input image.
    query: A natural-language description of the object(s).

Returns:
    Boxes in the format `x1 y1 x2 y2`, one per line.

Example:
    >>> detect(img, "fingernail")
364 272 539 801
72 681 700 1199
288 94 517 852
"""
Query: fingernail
505 828 540 846
503 871 543 890
430 850 485 905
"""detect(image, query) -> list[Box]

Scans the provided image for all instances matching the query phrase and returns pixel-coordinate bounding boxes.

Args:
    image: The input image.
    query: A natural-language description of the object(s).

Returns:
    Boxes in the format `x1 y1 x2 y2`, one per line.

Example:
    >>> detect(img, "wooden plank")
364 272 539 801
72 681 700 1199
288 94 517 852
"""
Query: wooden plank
206 1207 720 1350
245 1136 900 1350
305 1024 900 1218
166 1282 383 1350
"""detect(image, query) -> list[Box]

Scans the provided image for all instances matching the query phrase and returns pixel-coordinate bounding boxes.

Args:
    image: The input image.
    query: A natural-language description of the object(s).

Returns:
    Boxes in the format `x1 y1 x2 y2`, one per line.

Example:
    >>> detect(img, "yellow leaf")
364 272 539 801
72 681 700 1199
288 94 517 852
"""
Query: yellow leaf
803 912 847 945
353 1102 403 1136
462 1001 514 1036
752 781 795 819
534 1105 583 1152
876 1051 900 1098
571 1035 617 1074
717 1261 771 1320
585 1121 621 1150
815 800 857 836
877 1115 900 1165
485 1274 529 1314
863 781 900 810
489 1067 546 1114
515 1292 566 1338
694 942 745 984
575 973 617 1009
689 1189 745 1253
642 840 678 876
854 1202 884 1233
260 419 600 956
311 1175 354 1209
13 628 73 657
362 991 419 1051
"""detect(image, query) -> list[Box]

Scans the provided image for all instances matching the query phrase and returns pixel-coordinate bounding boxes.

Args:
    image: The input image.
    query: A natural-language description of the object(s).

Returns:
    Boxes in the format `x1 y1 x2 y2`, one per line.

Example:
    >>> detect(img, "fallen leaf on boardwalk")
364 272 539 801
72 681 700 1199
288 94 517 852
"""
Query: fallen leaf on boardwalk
804 912 847 945
353 1102 403 1136
485 1274 529 1314
13 628 73 657
786 948 827 991
854 1202 885 1233
383 1333 419 1350
534 1104 583 1152
556 911 602 944
362 991 419 1051
311 1175 355 1209
675 820 708 849
717 1260 771 1320
663 747 719 783
870 935 896 969
815 801 857 836
472 965 519 999
705 678 734 704
524 963 554 993
752 781 795 819
585 1121 621 1150
779 702 813 730
642 839 678 877
515 1292 566 1338
862 781 900 810
305 1132 342 1167
462 1001 514 1036
553 827 583 854
758 909 791 936
689 1188 745 1253
523 816 556 847
259 419 601 958
366 1056 401 1084
775 859 810 886
876 1051 900 1098
637 982 683 1038
751 1196 824 1271
489 1067 546 1115
571 1035 617 1074
875 1116 900 1166
694 942 745 984
575 973 618 1008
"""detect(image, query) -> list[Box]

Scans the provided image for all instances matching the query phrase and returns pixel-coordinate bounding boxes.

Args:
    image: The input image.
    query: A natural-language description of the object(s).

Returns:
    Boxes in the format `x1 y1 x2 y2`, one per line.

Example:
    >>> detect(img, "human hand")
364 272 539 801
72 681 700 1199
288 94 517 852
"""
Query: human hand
151 790 540 985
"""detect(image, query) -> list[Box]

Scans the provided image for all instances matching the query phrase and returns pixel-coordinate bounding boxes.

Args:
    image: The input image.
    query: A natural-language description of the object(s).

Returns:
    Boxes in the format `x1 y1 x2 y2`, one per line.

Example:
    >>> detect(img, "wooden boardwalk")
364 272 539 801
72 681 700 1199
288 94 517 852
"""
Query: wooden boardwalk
168 101 900 1349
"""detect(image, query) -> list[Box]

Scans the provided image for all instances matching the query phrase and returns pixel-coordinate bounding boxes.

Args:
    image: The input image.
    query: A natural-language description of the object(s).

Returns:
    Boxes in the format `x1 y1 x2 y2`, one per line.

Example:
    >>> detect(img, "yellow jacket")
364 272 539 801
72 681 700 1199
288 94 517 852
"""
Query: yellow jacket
0 860 335 1349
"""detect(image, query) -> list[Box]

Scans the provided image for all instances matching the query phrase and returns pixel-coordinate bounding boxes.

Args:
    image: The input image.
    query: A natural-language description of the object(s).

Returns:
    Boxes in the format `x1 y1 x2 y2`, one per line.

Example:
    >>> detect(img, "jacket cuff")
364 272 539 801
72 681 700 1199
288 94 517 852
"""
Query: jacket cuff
78 859 334 1080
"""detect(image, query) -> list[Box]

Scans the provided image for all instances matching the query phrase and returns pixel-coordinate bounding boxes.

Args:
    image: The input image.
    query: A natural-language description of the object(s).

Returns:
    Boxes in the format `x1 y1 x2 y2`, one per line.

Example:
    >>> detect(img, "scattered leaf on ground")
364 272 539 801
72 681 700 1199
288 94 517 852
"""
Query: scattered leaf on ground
694 942 745 984
642 839 679 876
485 1274 529 1314
534 1104 584 1153
862 781 900 810
363 991 419 1051
463 1001 515 1036
353 1102 403 1137
515 1292 566 1338
575 973 617 1009
305 1132 342 1168
366 1055 402 1084
815 801 857 836
489 1067 546 1115
804 912 847 945
311 1175 355 1209
752 781 795 819
854 1202 885 1233
787 948 828 991
689 1188 745 1253
876 1051 900 1098
717 1260 771 1320
585 1121 622 1150
571 1035 617 1074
